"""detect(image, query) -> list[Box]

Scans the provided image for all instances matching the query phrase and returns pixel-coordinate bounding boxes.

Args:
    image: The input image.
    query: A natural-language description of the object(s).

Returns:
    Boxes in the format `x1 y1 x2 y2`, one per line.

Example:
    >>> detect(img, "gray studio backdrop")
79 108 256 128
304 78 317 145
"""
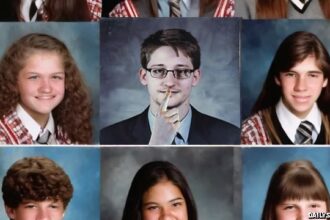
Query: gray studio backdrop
241 20 330 120
0 147 100 220
0 23 100 143
101 147 241 220
100 18 240 129
243 147 330 220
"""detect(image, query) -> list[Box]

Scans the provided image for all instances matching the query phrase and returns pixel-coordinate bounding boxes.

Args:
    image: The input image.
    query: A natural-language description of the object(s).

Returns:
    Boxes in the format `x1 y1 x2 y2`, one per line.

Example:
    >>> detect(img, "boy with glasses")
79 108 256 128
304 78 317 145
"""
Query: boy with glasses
100 28 239 145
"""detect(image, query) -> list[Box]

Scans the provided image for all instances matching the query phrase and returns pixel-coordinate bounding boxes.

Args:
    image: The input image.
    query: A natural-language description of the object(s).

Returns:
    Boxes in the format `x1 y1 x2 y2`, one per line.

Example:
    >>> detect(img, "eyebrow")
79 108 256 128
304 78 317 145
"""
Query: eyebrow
142 197 184 206
284 70 323 74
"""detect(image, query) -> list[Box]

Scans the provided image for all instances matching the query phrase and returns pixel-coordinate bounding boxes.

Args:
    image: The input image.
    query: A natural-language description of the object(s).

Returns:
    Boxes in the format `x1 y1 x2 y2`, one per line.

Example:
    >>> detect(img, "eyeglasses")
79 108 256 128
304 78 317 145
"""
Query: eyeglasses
145 68 195 79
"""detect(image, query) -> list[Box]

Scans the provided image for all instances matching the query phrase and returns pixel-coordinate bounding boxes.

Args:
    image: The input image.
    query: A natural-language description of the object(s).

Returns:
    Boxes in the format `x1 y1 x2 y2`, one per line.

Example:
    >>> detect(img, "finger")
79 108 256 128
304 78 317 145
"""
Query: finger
173 120 181 131
162 108 179 118
160 89 171 112
167 113 180 124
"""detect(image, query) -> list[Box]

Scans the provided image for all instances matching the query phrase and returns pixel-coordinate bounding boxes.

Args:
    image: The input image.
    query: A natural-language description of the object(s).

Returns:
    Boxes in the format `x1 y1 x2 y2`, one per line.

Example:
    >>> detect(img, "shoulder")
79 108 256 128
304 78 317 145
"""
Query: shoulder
87 0 102 21
191 108 240 144
241 111 271 145
100 111 146 144
109 0 138 17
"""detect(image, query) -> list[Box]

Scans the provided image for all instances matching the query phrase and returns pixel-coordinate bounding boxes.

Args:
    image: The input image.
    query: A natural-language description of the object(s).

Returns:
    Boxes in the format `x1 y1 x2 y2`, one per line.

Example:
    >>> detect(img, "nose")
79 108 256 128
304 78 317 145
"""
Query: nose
36 208 50 220
159 207 175 220
38 77 52 93
294 75 307 91
296 209 310 220
163 71 176 88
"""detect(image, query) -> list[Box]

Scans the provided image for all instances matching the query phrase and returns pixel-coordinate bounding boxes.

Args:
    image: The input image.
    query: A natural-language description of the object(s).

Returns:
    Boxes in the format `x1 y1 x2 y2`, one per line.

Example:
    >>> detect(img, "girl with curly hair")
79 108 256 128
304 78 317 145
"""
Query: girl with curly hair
0 33 92 145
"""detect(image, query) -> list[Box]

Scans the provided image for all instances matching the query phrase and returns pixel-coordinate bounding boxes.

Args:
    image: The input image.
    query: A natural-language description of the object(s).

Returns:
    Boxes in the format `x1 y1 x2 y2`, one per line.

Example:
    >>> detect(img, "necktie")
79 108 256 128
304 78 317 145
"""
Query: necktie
168 0 181 17
172 132 185 145
29 0 38 20
36 130 50 145
295 121 313 144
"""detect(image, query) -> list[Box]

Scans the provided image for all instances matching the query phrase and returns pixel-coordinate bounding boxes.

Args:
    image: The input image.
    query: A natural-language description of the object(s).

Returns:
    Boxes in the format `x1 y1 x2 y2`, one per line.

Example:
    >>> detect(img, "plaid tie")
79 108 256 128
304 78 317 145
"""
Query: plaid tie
36 130 50 144
295 121 313 144
169 0 181 17
29 0 38 20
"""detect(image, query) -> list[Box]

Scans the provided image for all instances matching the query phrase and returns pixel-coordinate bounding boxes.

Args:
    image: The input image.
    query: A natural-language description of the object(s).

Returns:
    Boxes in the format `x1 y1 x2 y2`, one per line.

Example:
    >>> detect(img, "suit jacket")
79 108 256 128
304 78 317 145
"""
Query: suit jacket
109 0 235 17
100 106 240 145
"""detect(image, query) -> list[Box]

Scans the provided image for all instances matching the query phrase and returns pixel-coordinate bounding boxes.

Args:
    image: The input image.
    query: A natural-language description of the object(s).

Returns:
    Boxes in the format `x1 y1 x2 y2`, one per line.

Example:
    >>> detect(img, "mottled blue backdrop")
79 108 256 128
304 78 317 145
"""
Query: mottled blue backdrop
101 147 241 220
241 20 330 120
100 18 240 129
243 147 330 220
0 147 100 220
0 23 100 143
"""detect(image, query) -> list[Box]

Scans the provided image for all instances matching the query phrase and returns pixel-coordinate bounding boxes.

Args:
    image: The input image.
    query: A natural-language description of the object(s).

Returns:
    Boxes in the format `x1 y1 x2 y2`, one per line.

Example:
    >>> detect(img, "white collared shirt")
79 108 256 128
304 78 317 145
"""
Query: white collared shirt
148 106 192 144
290 0 311 10
16 104 56 144
276 99 322 143
20 0 43 21
158 0 198 17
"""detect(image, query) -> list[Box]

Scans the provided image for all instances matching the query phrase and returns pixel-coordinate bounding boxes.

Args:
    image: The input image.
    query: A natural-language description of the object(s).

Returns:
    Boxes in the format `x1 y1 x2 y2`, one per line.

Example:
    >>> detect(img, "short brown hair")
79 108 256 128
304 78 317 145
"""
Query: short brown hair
261 160 330 220
2 157 73 209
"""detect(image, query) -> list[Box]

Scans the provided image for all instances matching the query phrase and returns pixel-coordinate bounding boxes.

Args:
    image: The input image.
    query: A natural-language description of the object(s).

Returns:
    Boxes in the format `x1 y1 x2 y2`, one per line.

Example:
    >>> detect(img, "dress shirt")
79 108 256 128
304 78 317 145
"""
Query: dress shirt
158 0 199 17
20 0 43 21
276 99 321 144
16 104 56 144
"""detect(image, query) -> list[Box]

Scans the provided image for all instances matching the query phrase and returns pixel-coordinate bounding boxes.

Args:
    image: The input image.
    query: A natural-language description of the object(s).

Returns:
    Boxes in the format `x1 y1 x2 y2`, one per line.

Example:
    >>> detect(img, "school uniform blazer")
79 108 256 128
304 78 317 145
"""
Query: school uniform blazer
100 106 240 145
109 0 234 17
0 109 71 145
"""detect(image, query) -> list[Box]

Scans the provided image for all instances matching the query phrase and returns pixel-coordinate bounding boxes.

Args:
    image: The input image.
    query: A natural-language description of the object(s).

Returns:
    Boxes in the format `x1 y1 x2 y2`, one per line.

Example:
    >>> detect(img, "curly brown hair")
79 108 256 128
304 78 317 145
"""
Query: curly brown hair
0 33 92 144
2 157 73 209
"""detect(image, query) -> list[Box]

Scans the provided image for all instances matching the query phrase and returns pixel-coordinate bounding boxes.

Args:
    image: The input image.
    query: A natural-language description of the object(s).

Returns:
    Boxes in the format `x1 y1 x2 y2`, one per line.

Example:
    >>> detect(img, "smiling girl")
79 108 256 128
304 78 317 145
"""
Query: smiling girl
0 33 92 144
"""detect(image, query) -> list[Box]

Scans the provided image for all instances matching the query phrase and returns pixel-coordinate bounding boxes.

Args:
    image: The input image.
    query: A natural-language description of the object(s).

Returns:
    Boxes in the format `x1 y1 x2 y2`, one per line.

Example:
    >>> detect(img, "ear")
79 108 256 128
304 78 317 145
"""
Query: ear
323 78 328 88
192 69 201 86
274 76 281 86
139 68 148 86
5 206 16 219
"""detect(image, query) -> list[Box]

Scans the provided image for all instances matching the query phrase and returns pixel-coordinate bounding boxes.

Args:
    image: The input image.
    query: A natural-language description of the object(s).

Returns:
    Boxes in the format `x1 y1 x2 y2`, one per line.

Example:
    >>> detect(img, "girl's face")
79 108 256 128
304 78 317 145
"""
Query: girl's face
17 51 65 126
275 199 327 220
142 180 188 220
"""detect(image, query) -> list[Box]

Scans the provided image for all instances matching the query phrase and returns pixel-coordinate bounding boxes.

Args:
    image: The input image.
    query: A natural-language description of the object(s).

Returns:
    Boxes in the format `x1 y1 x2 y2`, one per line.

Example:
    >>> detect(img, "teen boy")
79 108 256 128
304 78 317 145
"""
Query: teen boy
101 28 239 145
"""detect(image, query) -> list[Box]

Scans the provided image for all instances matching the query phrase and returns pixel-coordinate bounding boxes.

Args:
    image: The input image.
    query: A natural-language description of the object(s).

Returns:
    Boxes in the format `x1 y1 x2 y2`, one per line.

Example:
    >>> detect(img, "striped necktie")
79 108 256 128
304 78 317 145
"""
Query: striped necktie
29 0 38 20
168 0 181 17
36 130 50 144
295 121 313 144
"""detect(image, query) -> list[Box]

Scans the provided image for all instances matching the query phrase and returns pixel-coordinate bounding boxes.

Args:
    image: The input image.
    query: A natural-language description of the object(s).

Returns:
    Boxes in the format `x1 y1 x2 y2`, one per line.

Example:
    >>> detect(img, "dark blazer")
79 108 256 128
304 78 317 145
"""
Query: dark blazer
100 106 240 145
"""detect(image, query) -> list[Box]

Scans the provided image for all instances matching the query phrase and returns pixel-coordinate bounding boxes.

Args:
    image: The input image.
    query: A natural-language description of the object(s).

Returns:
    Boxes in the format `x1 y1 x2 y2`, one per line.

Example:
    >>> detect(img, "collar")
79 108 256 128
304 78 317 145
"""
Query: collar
275 99 322 143
16 104 55 141
290 0 311 11
21 0 43 21
148 106 192 144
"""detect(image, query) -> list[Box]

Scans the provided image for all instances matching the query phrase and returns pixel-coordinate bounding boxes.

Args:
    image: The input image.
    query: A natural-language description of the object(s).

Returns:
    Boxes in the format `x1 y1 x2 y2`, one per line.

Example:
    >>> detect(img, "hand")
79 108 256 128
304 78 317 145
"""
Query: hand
149 89 180 145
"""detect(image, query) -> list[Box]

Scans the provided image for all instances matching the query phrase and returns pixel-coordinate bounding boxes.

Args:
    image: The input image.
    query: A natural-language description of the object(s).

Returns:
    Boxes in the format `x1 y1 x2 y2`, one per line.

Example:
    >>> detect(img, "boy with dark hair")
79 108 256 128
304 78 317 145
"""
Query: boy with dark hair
101 28 239 145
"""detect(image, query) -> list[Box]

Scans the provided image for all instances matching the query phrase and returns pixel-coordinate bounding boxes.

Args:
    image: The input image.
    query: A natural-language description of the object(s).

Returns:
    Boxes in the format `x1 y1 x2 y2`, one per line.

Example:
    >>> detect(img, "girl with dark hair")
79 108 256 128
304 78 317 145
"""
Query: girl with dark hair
109 0 234 17
261 160 330 220
122 161 197 220
0 0 101 21
0 33 92 144
241 31 330 145
236 0 330 19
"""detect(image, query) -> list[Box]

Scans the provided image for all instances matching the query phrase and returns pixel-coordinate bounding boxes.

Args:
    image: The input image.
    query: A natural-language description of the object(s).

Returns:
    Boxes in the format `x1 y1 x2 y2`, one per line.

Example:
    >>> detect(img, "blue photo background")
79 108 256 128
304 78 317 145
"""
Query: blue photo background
243 147 330 220
100 18 240 129
0 147 100 220
0 23 100 143
241 20 330 120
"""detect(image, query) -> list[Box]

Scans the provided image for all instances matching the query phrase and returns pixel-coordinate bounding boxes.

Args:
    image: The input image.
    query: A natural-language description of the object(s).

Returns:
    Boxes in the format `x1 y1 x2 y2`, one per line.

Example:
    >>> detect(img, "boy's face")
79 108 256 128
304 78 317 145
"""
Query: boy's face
275 55 328 118
139 46 201 114
17 51 65 125
5 200 65 220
